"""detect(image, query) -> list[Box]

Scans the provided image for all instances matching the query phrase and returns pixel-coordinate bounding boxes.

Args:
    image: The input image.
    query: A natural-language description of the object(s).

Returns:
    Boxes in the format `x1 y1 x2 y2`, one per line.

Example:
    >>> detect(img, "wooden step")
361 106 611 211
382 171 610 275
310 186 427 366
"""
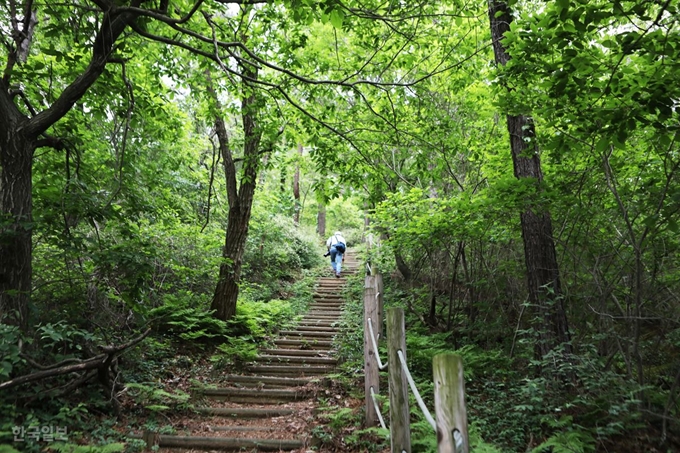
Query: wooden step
246 365 335 376
293 325 338 332
142 434 304 450
260 348 331 357
273 339 333 349
196 407 295 418
218 374 311 387
256 355 337 365
301 318 340 323
306 313 341 319
211 426 283 433
297 321 337 328
308 307 342 312
312 297 344 302
309 301 343 306
200 387 311 403
279 330 336 338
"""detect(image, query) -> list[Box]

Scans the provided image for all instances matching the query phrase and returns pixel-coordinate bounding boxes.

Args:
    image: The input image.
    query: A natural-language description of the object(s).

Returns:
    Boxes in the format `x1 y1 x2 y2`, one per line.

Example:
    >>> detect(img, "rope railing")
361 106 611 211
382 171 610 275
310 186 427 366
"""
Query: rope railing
363 254 468 453
367 317 388 370
397 349 437 431
369 386 388 430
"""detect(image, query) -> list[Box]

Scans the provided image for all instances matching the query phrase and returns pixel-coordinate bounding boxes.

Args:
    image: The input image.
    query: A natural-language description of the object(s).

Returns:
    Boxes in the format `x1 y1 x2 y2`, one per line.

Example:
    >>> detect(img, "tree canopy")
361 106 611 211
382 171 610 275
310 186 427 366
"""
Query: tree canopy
1 0 679 451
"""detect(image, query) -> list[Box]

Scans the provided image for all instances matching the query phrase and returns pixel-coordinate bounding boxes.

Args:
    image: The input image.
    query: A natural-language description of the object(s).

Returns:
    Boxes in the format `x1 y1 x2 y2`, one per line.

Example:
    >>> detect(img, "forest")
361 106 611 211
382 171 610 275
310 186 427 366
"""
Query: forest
1 0 679 452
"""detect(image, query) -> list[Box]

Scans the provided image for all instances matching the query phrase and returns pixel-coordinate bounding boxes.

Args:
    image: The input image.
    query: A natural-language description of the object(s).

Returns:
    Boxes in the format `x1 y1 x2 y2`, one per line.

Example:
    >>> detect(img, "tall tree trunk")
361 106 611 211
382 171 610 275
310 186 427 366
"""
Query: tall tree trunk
209 65 263 321
0 121 34 329
488 0 571 356
293 144 302 225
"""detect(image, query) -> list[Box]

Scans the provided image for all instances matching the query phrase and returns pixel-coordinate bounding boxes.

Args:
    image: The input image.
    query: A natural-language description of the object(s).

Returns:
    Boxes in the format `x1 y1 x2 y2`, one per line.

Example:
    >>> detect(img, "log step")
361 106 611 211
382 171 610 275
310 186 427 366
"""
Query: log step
260 348 331 356
218 374 312 387
273 339 333 348
311 297 343 301
141 434 304 451
196 407 295 418
256 355 337 365
200 388 311 402
298 321 338 326
211 426 282 433
307 309 342 314
246 365 335 376
293 325 338 332
279 330 336 338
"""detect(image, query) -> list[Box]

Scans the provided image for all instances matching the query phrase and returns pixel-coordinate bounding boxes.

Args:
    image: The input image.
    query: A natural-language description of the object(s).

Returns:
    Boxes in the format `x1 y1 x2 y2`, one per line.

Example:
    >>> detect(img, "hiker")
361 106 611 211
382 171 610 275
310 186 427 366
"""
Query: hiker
325 232 347 278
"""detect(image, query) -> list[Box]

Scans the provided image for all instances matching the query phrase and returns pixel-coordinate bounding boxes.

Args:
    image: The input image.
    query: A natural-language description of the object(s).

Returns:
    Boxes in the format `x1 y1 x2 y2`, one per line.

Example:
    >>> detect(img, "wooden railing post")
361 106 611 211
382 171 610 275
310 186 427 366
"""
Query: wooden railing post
364 275 379 426
387 308 410 453
433 354 468 453
375 272 384 337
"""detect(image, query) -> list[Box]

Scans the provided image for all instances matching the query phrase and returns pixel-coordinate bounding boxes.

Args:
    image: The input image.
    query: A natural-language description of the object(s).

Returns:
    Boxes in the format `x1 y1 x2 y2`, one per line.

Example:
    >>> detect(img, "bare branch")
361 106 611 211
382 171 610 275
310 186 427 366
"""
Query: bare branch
0 329 151 391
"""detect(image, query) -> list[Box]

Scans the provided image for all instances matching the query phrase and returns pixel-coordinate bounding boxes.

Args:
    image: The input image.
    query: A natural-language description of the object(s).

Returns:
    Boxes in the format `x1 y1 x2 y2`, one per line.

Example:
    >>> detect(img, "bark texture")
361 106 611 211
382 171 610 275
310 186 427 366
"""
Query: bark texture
0 112 33 327
488 0 571 356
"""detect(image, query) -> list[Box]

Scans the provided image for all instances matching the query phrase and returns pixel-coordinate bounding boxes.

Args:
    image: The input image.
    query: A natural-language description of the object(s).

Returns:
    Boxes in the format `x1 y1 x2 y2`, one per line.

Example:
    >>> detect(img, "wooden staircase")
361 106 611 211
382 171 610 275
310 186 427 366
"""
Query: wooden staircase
146 251 360 451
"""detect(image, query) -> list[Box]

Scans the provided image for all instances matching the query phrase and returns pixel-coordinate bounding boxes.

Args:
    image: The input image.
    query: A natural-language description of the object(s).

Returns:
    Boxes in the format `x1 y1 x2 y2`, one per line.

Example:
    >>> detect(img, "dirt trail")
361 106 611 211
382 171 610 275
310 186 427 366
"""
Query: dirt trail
147 251 360 452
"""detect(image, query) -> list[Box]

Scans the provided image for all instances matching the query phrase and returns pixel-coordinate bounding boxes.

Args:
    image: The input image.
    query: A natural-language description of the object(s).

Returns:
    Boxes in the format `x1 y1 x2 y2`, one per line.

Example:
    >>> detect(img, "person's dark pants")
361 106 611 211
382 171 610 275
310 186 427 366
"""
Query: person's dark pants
329 246 343 275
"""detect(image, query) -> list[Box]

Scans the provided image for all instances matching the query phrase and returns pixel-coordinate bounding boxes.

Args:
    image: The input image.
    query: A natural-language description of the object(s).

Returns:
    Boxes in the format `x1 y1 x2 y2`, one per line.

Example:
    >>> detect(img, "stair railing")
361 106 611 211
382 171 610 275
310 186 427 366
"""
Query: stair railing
364 264 468 453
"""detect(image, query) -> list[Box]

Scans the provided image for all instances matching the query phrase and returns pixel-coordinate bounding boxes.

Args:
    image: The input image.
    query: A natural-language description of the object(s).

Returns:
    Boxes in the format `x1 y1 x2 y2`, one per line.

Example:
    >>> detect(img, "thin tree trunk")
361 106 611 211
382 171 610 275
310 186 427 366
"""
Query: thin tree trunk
317 203 326 237
293 144 302 225
488 0 571 356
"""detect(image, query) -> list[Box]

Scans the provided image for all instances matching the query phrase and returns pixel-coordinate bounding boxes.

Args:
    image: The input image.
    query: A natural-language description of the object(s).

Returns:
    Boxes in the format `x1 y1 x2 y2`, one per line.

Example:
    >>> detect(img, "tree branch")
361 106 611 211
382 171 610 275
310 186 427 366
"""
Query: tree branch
0 328 151 391
22 2 141 137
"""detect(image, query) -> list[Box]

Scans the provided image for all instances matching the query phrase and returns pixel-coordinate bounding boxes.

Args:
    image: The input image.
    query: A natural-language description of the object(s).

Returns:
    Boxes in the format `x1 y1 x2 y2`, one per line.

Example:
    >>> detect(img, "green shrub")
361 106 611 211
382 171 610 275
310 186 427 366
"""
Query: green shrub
0 324 23 381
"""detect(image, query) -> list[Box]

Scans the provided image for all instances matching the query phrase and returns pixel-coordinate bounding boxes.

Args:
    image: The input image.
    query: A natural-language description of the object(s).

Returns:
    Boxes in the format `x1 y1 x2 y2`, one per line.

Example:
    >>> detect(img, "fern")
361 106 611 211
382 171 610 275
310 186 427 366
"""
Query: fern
0 445 21 453
148 291 227 342
531 429 596 453
46 442 124 453
125 382 190 412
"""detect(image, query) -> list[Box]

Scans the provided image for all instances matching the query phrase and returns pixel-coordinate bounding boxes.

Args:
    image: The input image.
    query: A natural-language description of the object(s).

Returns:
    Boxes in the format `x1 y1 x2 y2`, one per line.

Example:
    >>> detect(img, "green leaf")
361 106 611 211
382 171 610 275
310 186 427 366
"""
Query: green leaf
556 0 570 12
329 9 344 29
595 136 610 152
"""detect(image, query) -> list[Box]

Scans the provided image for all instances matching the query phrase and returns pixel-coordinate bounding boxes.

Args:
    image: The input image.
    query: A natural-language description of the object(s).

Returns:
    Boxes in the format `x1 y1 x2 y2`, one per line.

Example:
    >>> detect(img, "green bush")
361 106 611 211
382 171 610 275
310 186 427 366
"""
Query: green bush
0 324 23 381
